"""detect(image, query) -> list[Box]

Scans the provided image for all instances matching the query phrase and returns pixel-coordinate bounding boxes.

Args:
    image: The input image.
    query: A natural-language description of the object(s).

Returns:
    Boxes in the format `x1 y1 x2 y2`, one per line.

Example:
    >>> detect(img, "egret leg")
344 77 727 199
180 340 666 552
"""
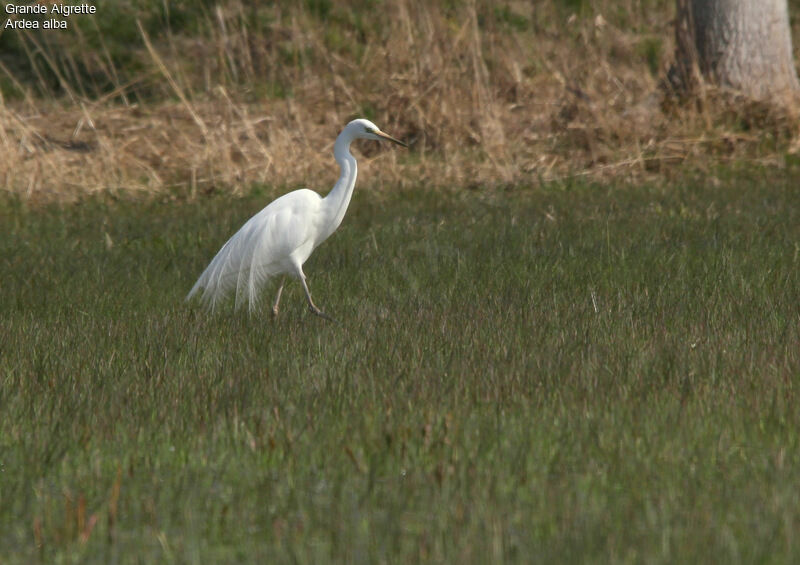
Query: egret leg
272 278 285 317
300 274 336 322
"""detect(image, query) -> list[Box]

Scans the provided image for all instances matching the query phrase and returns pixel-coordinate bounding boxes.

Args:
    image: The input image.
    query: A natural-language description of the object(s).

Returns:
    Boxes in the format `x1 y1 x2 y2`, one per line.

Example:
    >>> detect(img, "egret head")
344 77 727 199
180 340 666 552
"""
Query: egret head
347 118 407 147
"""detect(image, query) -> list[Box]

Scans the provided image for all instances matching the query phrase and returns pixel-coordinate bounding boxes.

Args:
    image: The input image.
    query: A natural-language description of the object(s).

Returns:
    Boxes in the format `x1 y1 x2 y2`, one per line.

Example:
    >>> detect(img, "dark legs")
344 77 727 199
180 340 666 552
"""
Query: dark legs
299 273 336 322
274 266 336 322
272 278 285 317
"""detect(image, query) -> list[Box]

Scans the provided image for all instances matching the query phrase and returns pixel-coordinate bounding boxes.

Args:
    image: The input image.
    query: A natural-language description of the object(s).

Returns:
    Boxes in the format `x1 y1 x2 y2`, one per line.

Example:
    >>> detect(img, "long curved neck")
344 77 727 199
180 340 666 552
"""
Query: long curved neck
321 132 358 238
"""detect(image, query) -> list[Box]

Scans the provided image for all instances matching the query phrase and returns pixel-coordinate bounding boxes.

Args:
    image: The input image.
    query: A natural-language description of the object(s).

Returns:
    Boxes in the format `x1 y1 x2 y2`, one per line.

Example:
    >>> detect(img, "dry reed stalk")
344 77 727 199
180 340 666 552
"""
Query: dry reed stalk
0 0 798 202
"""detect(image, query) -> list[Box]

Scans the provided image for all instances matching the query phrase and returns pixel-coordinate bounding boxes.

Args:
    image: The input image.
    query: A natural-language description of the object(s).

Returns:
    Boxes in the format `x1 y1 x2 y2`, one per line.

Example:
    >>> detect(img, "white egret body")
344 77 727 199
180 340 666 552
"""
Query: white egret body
187 118 406 319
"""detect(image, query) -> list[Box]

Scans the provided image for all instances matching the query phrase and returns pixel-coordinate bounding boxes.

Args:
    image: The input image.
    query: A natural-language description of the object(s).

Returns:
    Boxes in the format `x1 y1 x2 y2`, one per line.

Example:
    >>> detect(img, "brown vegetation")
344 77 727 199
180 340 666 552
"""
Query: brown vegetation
1 0 798 202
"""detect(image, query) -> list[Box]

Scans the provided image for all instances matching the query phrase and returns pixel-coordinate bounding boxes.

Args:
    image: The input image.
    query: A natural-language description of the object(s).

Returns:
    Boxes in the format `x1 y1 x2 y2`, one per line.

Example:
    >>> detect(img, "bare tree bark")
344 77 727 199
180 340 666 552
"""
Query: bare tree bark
670 0 799 101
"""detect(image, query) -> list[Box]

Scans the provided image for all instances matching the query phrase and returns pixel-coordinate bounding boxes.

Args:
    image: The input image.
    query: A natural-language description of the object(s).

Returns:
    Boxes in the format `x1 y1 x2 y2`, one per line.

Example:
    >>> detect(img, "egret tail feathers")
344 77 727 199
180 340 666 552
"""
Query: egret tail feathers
187 234 280 311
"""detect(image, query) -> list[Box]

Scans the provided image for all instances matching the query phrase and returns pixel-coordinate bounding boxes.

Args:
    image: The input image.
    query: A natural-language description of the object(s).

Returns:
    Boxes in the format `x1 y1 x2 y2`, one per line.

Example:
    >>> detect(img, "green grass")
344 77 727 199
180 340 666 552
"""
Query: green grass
1 172 800 563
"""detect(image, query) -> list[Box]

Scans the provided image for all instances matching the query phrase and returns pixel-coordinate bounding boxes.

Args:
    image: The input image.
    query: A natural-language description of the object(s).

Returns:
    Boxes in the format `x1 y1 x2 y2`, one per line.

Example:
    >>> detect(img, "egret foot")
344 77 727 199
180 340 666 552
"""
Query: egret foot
309 304 337 323
299 273 336 322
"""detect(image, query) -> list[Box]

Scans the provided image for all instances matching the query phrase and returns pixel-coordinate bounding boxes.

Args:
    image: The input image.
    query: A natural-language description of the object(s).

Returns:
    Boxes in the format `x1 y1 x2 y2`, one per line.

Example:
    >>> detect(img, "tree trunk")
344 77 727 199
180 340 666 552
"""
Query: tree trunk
671 0 799 101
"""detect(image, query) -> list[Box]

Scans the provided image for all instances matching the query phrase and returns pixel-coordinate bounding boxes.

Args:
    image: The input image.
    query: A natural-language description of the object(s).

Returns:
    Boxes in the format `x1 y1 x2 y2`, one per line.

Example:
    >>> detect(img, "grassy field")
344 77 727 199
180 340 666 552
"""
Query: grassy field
1 168 799 563
2 0 800 562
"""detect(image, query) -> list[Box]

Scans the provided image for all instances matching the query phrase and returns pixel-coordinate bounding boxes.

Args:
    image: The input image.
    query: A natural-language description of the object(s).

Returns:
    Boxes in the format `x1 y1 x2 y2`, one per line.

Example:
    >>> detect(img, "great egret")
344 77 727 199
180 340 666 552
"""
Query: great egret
187 118 406 320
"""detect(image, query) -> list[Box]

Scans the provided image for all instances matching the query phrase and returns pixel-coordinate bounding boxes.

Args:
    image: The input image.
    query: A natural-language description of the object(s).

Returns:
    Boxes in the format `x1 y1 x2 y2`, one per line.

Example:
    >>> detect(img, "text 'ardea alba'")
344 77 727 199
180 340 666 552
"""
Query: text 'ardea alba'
187 118 407 320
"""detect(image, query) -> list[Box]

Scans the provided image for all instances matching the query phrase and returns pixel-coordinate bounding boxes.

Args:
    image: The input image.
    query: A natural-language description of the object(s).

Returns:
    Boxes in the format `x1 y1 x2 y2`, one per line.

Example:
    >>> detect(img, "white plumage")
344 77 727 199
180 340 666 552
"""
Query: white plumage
187 118 406 320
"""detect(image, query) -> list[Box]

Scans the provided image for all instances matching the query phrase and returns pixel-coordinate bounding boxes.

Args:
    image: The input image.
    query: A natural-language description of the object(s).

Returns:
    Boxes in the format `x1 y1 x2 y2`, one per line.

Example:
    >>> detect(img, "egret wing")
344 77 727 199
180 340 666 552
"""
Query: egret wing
187 189 322 310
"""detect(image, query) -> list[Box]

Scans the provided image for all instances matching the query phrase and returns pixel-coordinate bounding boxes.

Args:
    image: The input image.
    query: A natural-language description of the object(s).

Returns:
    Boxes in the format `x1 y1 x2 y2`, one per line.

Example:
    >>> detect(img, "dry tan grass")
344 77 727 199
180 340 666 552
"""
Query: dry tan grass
1 0 798 202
